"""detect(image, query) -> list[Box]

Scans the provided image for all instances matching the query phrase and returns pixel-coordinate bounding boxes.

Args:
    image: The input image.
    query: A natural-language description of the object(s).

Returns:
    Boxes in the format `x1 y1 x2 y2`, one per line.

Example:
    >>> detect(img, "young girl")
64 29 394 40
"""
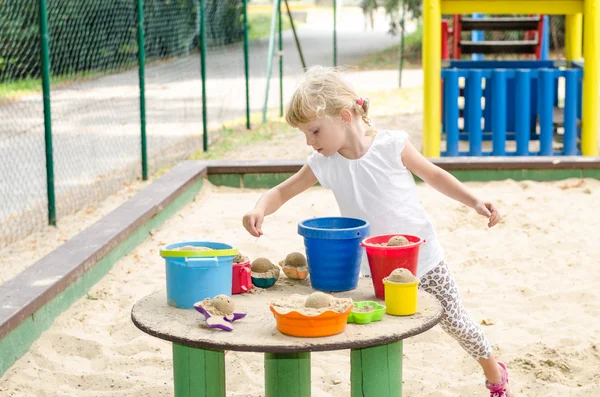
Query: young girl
242 66 512 397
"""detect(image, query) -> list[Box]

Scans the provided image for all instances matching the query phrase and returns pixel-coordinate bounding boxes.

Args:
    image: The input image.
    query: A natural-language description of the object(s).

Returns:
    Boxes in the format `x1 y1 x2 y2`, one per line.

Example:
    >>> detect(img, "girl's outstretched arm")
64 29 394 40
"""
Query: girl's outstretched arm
401 141 501 228
242 164 318 237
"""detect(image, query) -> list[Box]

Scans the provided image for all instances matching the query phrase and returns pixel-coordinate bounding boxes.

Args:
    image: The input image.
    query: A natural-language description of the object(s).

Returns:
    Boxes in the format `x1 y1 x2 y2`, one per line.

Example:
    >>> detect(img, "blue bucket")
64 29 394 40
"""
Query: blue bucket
160 241 237 309
298 217 370 292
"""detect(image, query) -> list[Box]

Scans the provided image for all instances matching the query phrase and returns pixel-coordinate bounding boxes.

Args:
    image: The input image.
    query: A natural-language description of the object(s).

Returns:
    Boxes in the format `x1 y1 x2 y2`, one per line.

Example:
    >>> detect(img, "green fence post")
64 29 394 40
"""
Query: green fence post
278 1 283 117
199 0 208 151
137 0 148 180
38 0 56 226
333 0 337 67
243 0 251 130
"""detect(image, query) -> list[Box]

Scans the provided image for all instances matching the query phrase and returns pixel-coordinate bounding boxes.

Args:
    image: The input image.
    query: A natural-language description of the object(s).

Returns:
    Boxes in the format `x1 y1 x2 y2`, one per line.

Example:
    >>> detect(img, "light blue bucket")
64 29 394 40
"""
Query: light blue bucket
159 241 237 309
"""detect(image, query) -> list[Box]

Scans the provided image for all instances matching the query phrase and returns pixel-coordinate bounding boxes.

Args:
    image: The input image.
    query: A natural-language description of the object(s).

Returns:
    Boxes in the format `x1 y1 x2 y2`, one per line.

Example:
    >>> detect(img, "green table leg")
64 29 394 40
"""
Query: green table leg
264 352 311 397
351 341 403 397
172 343 225 397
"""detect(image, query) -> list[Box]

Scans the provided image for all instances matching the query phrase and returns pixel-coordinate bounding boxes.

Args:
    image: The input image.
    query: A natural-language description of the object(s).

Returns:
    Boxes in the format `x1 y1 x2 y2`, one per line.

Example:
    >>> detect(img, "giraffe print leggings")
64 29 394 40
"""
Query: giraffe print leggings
419 261 493 360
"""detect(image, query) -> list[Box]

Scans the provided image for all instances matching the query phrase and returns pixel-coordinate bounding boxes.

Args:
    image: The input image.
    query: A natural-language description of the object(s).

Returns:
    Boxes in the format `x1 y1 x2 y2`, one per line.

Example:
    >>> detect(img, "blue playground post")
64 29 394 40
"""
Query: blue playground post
443 70 460 156
514 70 532 156
442 61 582 157
540 15 550 60
563 69 579 155
538 69 555 155
471 13 484 61
491 70 507 155
466 70 483 156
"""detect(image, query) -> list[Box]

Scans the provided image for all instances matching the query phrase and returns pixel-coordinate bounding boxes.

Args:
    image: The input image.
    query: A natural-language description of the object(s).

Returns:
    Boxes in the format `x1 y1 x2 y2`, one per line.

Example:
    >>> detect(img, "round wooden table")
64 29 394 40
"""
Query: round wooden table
131 277 443 397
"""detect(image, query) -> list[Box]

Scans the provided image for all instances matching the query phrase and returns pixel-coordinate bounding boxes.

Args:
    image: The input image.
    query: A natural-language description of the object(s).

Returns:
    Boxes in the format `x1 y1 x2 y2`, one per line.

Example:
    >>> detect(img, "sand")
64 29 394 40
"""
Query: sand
0 180 150 286
271 293 353 315
386 268 418 284
1 179 600 396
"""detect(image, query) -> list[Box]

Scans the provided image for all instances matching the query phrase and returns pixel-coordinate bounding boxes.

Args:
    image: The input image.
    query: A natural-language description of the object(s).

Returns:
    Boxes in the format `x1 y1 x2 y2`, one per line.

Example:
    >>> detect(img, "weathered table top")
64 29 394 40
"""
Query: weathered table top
131 277 443 353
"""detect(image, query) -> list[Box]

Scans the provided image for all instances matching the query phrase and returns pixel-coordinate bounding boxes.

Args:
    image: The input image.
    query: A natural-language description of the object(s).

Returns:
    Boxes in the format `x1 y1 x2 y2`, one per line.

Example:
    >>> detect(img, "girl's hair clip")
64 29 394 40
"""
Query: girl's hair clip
356 97 364 107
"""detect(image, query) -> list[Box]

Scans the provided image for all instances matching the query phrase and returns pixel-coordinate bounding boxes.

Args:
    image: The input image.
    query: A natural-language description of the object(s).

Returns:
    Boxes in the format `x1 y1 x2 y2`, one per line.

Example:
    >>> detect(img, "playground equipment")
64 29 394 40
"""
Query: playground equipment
440 15 558 156
442 60 582 156
423 0 599 157
442 15 549 60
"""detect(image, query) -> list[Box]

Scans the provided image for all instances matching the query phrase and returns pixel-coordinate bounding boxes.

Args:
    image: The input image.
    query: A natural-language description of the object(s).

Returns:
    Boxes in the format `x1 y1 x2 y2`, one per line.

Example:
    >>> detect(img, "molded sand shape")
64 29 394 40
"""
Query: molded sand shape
387 235 410 246
193 295 247 332
233 252 249 264
385 268 417 284
269 292 353 337
347 301 386 324
383 269 419 316
371 236 411 247
251 257 280 288
280 252 309 280
174 245 214 251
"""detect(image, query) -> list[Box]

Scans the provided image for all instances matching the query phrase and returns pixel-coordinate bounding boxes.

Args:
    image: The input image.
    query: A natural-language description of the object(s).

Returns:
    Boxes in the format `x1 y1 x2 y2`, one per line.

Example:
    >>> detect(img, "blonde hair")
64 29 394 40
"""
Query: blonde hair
285 66 374 132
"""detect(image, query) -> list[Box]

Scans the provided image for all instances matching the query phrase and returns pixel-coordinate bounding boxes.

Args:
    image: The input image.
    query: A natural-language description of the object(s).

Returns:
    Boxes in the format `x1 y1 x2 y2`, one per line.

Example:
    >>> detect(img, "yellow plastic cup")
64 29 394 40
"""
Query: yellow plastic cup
383 277 419 316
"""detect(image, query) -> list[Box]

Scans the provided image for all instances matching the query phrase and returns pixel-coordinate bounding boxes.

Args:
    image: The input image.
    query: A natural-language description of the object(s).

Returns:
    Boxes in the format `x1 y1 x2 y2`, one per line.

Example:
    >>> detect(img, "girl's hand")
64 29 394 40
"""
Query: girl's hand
473 201 501 228
243 210 265 237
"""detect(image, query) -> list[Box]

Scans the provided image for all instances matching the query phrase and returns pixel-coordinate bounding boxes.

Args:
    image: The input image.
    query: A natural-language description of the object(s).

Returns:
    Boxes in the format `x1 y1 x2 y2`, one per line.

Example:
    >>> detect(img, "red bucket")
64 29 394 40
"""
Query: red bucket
232 261 252 294
361 234 424 300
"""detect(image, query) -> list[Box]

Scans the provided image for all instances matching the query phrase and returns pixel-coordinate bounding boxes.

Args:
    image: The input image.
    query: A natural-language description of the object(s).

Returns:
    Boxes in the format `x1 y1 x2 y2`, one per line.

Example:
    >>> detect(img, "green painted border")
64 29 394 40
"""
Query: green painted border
243 173 295 189
447 169 586 182
208 174 241 188
209 169 600 189
0 179 204 376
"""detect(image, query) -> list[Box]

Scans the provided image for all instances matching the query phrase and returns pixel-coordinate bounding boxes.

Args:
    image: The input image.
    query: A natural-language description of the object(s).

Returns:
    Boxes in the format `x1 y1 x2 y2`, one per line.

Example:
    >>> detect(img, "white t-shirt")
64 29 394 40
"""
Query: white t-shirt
307 130 444 278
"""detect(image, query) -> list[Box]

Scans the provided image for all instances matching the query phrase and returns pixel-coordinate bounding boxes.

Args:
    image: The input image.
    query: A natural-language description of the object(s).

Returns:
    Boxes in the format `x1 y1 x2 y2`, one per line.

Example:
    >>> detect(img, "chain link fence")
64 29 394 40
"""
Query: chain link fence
0 0 250 248
48 0 141 237
143 0 203 176
1 0 52 246
547 16 566 58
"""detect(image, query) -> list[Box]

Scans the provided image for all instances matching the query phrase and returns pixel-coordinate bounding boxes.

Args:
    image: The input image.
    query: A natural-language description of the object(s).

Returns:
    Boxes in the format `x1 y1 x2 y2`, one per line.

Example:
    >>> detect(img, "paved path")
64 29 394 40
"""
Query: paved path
0 7 402 243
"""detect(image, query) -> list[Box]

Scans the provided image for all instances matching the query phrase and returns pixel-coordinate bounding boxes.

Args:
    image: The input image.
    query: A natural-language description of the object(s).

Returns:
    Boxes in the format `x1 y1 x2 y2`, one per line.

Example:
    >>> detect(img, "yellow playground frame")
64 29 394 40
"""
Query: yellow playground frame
422 0 600 157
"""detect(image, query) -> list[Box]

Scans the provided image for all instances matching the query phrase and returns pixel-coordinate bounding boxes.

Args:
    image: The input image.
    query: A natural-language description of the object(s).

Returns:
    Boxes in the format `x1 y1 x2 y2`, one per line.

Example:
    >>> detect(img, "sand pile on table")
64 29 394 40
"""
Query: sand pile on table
385 268 417 284
251 258 280 279
198 295 235 316
386 236 410 246
234 252 249 264
173 245 214 251
281 252 307 268
271 292 352 316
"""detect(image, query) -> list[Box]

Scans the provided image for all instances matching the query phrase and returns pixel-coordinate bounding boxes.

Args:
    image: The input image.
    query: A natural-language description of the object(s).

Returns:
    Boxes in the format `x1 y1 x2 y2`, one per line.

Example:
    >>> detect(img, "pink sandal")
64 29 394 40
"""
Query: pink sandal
485 362 513 397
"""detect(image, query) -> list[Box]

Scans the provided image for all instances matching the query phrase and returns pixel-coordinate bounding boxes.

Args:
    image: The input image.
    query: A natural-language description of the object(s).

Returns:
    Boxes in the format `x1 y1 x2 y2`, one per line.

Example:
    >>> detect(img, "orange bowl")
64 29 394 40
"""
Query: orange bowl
282 266 309 280
269 305 353 337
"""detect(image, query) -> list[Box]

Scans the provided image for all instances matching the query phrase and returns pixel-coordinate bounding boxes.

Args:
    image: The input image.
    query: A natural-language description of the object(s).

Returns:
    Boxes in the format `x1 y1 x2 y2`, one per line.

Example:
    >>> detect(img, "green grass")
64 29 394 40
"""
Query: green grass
189 118 293 161
0 70 111 101
0 78 43 100
247 12 302 41
355 24 423 70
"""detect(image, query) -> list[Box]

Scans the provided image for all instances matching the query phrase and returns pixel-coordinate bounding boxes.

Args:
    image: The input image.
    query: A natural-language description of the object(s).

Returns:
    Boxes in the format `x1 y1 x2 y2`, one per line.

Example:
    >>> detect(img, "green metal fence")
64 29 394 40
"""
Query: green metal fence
1 0 408 249
0 0 251 248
